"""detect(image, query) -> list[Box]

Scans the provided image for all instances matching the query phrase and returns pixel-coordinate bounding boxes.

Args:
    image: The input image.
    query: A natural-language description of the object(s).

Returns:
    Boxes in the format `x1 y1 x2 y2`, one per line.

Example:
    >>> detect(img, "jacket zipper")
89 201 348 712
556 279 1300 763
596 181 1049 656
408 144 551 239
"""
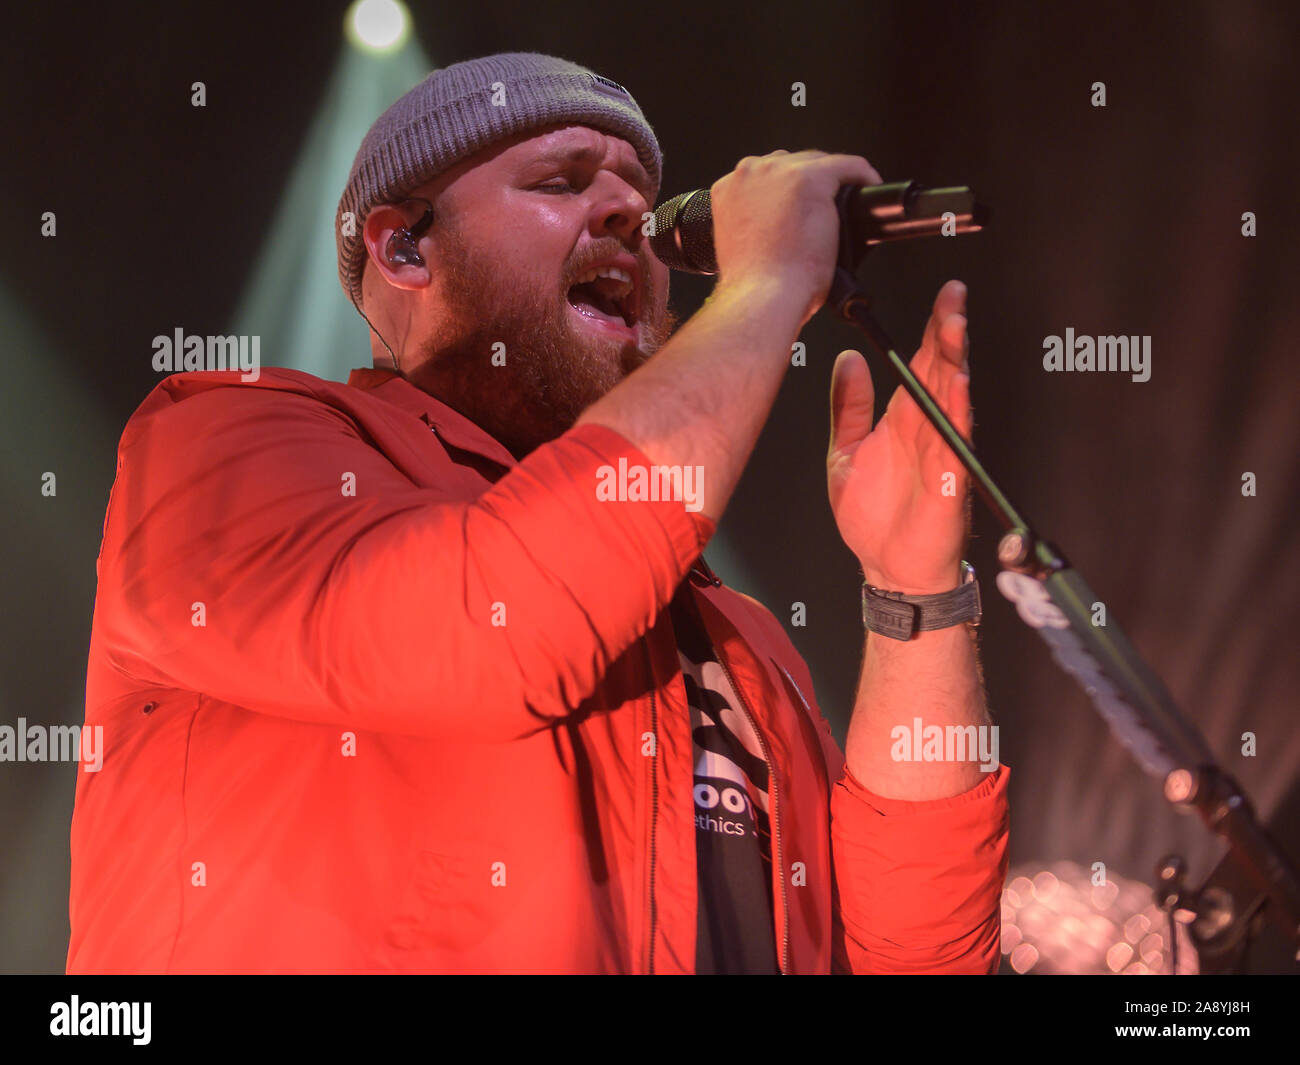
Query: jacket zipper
643 638 658 975
714 646 789 974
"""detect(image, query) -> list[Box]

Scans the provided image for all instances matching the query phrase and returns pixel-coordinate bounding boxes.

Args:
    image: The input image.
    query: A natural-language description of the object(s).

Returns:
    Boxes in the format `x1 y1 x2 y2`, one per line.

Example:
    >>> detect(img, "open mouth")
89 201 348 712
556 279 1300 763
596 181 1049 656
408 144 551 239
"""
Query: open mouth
566 265 638 333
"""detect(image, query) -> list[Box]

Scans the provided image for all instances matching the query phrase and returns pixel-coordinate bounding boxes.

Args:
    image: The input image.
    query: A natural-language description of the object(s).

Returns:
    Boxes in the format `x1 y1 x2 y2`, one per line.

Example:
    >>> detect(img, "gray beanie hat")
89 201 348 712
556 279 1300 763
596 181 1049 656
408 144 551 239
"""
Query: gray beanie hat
335 51 663 308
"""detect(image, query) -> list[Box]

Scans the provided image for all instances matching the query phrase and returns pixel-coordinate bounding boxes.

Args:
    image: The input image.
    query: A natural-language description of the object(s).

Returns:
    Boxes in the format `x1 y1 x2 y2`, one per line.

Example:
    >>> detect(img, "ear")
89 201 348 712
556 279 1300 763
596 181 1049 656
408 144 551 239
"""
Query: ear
362 203 432 291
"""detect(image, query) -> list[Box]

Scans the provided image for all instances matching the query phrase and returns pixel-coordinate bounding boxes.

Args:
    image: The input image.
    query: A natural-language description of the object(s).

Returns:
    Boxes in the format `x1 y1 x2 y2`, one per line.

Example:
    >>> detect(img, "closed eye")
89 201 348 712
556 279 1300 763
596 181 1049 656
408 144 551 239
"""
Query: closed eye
534 180 577 193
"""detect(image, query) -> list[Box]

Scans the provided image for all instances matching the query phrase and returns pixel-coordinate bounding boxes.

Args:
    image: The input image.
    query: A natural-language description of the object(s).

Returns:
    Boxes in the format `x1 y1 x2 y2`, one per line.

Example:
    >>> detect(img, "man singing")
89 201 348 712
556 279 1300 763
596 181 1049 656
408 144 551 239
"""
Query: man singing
68 52 1008 974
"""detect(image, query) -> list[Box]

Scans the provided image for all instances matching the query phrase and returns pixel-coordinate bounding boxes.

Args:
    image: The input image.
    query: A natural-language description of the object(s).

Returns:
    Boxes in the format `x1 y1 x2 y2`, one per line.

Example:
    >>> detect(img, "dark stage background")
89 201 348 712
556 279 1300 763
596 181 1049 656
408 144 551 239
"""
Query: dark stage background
2 0 1297 972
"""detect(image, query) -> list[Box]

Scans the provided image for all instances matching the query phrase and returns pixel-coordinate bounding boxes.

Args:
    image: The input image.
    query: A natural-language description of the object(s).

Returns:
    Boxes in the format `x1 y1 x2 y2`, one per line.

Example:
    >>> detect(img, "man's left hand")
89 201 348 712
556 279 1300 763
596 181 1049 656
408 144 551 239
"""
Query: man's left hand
826 279 972 596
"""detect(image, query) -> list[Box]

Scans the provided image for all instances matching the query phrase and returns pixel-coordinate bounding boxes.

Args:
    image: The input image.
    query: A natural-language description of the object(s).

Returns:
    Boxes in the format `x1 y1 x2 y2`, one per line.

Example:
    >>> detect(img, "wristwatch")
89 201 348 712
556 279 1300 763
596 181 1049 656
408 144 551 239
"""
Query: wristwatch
862 561 981 641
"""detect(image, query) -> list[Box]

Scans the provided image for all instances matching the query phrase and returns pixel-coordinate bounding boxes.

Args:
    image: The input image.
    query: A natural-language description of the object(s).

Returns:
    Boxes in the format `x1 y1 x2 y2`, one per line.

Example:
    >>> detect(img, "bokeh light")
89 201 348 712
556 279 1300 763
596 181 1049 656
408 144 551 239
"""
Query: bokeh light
1001 860 1198 974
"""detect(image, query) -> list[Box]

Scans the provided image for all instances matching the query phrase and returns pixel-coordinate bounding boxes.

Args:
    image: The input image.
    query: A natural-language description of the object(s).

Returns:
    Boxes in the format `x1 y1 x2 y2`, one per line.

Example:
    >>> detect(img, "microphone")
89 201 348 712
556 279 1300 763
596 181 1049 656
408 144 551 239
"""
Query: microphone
649 180 989 275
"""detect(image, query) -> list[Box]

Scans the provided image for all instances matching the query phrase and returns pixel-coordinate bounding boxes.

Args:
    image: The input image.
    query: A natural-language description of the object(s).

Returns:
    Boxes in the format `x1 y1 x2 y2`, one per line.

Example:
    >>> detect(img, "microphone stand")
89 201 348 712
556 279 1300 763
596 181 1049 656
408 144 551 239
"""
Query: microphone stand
825 184 1300 970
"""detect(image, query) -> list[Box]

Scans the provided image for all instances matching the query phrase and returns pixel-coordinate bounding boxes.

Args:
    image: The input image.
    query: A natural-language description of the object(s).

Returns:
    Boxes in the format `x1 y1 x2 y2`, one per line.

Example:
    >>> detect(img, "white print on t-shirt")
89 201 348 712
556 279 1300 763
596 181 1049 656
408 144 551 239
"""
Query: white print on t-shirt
678 652 770 839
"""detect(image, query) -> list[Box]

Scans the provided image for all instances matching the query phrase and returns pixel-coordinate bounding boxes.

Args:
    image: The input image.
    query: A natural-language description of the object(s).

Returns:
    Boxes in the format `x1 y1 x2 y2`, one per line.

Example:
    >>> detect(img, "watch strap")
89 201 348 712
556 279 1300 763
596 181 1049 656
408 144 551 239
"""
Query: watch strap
862 562 981 640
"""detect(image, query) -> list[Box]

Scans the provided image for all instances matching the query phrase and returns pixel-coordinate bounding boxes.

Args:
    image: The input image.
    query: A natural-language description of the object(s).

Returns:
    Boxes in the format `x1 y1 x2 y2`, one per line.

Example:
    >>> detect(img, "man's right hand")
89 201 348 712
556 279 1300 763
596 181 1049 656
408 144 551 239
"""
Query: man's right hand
709 149 883 328
576 146 884 525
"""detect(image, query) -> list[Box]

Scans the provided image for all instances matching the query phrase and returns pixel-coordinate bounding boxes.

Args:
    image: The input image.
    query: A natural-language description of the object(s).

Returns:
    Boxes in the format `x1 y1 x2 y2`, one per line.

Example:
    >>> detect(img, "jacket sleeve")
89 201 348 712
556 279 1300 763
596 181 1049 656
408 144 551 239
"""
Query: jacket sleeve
830 760 1010 974
96 382 713 741
773 621 1010 975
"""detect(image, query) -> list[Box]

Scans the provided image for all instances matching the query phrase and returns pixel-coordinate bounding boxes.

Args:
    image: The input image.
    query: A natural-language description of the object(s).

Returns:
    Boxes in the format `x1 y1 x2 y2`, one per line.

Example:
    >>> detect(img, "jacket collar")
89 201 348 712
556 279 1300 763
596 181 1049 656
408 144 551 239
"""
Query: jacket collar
347 367 518 471
346 365 722 588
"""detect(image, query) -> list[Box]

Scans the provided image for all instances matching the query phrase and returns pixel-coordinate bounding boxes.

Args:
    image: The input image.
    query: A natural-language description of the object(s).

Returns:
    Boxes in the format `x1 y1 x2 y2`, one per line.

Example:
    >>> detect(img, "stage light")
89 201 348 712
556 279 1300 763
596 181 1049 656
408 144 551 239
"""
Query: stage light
345 0 410 54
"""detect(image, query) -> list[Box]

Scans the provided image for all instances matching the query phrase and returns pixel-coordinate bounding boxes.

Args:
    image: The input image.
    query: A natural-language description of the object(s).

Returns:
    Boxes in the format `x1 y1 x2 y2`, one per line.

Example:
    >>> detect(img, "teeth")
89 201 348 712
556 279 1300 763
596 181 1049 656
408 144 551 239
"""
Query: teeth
572 265 634 298
568 264 638 325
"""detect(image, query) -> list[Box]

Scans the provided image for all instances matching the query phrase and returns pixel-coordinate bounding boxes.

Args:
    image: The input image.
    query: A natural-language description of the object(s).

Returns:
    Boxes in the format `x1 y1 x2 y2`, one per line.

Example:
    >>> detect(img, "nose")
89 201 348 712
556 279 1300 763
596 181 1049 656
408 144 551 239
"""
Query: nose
589 174 651 246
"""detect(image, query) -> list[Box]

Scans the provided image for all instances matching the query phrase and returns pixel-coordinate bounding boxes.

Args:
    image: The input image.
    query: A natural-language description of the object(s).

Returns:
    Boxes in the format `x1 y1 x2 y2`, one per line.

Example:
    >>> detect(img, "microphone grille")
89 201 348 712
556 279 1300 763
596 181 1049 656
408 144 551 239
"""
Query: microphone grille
650 189 717 274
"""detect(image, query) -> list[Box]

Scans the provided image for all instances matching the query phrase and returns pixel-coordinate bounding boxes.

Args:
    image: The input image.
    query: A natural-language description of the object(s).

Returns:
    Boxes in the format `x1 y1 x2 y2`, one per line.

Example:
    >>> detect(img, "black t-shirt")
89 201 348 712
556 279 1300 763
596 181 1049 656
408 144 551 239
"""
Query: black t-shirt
669 585 780 975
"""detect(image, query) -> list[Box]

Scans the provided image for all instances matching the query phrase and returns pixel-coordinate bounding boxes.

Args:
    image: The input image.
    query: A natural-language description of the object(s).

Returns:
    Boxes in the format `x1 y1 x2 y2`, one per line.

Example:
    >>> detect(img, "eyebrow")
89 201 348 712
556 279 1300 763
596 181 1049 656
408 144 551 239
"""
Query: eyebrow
525 142 653 200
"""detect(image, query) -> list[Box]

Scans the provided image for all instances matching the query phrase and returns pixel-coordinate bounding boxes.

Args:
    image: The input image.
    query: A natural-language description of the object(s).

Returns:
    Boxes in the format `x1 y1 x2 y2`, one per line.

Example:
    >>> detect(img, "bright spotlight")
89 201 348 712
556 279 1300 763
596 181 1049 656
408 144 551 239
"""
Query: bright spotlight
345 0 411 54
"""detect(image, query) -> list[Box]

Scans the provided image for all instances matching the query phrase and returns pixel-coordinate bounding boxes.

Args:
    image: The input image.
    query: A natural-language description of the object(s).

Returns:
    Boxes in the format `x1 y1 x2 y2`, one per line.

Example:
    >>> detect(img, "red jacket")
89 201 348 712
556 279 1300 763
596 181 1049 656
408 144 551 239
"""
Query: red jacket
68 366 1009 974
